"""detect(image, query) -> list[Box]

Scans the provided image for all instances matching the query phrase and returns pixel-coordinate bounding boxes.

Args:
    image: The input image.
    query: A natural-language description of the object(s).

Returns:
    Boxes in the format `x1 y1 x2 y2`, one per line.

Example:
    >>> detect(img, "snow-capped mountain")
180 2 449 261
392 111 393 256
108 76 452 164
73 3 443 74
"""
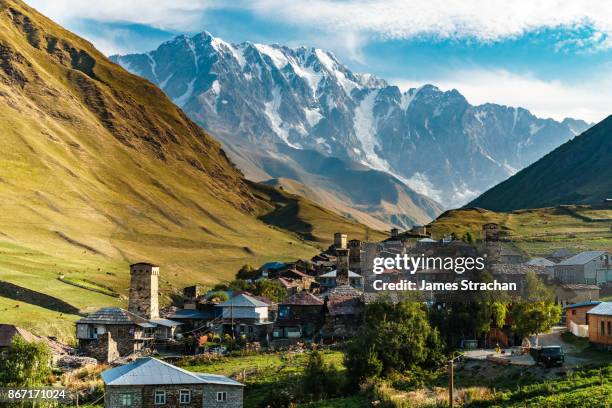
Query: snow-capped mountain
112 32 590 210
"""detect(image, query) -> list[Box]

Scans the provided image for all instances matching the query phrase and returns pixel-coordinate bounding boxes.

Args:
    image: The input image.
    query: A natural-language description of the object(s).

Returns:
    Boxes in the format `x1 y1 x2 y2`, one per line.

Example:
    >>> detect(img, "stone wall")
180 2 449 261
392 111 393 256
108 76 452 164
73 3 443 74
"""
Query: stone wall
105 384 243 408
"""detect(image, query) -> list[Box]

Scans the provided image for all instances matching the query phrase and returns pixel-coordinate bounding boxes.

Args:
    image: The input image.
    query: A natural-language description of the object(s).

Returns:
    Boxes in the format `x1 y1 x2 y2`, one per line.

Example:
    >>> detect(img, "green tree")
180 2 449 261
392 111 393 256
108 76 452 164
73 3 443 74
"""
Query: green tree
344 301 444 388
0 336 52 386
207 291 229 302
254 279 286 303
511 271 561 345
302 350 342 400
236 264 258 280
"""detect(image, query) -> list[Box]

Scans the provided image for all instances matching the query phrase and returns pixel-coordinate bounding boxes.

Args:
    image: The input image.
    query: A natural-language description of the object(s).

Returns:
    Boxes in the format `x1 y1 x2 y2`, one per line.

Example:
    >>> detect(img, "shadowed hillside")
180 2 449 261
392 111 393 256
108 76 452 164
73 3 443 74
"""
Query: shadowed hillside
469 116 612 211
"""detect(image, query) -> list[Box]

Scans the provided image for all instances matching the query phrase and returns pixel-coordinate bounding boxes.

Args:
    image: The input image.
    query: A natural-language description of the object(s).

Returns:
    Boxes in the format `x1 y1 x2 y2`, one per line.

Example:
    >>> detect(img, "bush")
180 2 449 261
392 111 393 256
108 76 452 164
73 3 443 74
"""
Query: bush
259 388 296 408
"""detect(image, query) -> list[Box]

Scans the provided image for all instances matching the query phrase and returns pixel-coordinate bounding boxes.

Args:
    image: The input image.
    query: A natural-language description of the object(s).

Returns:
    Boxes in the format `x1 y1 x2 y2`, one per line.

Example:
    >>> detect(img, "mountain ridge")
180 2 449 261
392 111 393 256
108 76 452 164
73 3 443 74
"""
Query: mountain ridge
468 115 612 211
112 31 590 211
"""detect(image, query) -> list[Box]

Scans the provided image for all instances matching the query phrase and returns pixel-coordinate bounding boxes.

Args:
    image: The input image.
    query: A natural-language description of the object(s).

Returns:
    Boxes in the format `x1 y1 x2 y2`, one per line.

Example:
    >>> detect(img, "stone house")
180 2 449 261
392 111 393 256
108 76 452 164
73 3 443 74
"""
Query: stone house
0 324 39 353
317 270 363 291
586 302 612 349
101 357 243 408
76 308 155 362
273 292 324 340
321 285 364 340
555 284 600 307
554 251 612 285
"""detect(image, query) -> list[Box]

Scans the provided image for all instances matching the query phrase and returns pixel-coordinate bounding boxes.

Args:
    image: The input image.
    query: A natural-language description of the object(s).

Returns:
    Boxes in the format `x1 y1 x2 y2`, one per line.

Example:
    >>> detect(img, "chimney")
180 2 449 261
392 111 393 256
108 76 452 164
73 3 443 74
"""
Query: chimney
335 248 350 286
333 232 347 249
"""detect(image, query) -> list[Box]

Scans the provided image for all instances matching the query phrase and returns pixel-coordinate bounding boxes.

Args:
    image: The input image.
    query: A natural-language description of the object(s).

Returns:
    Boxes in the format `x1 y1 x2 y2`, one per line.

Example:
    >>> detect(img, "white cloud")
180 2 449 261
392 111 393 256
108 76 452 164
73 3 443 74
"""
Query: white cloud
25 0 217 31
248 0 612 45
393 69 612 123
27 1 612 48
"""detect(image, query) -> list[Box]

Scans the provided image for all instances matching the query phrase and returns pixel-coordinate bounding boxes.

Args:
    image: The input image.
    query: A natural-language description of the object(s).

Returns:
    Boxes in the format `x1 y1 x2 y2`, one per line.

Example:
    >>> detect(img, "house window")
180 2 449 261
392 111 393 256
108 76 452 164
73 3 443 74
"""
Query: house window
216 391 227 402
571 310 576 315
179 390 191 404
120 393 133 406
154 390 166 405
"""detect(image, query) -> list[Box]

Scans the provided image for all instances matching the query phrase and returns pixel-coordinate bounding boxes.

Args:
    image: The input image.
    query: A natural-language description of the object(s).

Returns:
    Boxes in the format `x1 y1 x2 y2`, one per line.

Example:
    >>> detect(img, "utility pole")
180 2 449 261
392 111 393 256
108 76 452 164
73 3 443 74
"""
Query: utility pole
448 359 454 408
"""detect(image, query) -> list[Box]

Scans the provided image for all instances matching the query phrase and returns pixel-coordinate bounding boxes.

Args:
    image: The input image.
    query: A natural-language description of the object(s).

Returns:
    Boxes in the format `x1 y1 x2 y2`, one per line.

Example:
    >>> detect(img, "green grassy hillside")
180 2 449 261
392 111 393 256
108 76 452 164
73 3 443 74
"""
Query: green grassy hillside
430 206 612 256
469 116 612 211
0 0 378 341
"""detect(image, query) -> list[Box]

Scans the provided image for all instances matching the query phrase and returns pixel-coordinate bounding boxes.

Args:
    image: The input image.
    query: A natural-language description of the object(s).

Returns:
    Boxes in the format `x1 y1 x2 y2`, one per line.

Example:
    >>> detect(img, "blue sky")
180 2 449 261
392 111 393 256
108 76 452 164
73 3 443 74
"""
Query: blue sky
26 0 612 123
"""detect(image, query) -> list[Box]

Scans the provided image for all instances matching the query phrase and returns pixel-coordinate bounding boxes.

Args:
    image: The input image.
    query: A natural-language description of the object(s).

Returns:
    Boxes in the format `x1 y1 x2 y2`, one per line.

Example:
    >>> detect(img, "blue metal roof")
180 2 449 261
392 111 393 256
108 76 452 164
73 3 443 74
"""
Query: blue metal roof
564 300 601 309
101 357 244 386
587 302 612 316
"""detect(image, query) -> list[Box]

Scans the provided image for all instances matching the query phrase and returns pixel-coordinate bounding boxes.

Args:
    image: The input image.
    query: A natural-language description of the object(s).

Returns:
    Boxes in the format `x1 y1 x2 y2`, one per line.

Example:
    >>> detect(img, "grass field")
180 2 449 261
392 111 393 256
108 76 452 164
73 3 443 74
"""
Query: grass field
431 206 612 256
179 350 346 408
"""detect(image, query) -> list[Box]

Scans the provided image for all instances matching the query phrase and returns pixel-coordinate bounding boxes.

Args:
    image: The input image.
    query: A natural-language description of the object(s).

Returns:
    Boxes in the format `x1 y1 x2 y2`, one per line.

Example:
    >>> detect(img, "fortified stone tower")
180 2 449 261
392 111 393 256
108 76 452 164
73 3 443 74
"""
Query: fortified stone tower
335 248 350 286
334 232 347 249
348 239 362 274
128 263 159 319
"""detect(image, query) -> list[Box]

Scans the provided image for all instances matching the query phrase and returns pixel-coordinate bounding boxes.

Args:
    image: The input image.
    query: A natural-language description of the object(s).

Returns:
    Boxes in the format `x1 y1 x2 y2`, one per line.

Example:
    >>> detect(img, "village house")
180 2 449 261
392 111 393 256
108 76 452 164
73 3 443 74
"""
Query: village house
564 300 601 337
482 223 500 242
76 264 181 362
101 357 243 408
321 284 364 340
277 268 315 291
554 251 612 285
586 302 612 349
76 308 159 362
273 292 324 341
526 257 556 278
215 294 273 341
555 283 600 307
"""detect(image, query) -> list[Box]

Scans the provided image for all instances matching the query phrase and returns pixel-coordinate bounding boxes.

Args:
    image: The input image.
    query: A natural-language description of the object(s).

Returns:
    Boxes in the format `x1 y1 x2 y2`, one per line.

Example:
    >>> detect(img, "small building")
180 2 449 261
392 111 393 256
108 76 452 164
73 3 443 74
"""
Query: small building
317 270 363 291
322 288 364 340
555 284 600 307
101 357 243 408
526 257 556 277
76 308 155 362
215 294 272 340
554 251 612 284
586 302 612 348
564 301 601 336
273 292 324 340
0 324 39 353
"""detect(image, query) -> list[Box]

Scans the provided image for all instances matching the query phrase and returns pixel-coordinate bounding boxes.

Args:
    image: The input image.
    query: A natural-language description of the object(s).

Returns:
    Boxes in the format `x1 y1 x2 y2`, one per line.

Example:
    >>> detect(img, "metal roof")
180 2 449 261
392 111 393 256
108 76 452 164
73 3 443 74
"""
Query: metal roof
587 302 612 316
101 357 244 386
150 319 182 327
167 309 215 320
216 293 268 308
558 251 607 266
564 300 601 309
319 270 361 278
527 257 556 267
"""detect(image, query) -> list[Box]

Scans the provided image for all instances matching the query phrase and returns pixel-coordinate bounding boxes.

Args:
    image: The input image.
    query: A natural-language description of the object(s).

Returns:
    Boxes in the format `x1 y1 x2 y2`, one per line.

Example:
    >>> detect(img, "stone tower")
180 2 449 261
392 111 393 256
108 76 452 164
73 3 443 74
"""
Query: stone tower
348 239 362 274
334 232 347 249
128 263 159 319
335 248 350 286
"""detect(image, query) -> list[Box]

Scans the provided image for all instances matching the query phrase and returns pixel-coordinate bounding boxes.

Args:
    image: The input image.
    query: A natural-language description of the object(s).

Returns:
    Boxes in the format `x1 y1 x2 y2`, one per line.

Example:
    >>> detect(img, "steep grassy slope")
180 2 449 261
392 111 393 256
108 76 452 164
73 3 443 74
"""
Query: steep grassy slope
430 206 612 255
251 182 387 245
0 0 377 339
469 116 612 211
